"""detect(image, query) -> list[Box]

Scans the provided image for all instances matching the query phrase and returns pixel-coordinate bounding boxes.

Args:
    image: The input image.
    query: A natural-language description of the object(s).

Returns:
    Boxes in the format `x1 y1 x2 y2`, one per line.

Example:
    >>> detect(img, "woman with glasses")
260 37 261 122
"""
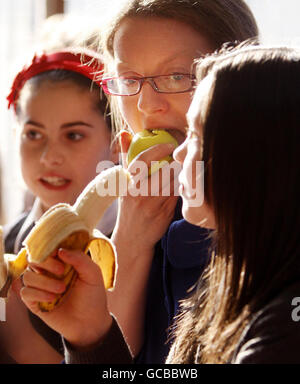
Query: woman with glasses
17 0 258 365
98 0 258 364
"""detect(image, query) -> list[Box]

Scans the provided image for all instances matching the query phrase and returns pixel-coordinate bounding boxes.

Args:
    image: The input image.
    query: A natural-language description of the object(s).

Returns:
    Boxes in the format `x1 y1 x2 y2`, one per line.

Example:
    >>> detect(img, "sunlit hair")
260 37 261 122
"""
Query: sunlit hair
12 48 111 132
167 46 300 363
102 0 258 57
99 0 259 135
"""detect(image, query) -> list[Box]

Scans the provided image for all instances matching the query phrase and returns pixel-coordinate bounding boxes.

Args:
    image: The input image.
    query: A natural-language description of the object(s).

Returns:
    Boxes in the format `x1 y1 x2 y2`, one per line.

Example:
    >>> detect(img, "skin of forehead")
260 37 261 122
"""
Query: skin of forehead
112 16 214 74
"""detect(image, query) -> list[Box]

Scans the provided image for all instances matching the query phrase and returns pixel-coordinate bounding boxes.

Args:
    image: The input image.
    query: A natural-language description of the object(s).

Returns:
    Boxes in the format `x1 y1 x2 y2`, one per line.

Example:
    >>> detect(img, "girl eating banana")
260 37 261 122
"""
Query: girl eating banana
1 47 116 363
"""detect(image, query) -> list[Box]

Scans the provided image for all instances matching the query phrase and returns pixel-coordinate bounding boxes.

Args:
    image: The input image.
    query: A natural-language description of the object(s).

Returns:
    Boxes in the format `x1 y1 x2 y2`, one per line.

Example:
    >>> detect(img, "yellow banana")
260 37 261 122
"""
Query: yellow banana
0 166 130 311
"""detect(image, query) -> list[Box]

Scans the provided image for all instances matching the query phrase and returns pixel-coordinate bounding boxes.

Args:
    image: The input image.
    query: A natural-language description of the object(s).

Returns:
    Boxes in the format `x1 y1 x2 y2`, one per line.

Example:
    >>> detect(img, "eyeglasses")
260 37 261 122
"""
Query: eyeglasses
101 73 196 96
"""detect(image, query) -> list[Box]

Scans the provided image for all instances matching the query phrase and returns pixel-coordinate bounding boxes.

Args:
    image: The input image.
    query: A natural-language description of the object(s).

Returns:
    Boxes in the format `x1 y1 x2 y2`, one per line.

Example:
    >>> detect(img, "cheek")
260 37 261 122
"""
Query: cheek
72 141 111 179
117 97 139 130
19 142 35 171
172 93 193 121
19 147 37 185
184 144 201 184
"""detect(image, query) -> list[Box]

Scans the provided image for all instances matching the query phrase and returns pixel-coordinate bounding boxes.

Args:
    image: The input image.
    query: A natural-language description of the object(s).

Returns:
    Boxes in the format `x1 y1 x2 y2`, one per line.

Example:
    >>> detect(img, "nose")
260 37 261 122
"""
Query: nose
137 82 169 116
40 141 64 167
173 138 187 165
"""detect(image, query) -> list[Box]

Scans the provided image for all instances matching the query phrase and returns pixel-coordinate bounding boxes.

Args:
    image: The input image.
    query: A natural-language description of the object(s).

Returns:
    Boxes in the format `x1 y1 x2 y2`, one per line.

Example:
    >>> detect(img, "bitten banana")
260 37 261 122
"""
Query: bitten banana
0 166 130 311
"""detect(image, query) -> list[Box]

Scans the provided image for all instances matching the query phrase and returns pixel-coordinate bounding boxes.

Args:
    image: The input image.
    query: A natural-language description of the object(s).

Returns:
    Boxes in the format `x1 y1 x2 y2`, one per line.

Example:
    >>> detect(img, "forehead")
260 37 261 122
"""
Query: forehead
113 16 214 72
187 73 214 125
17 80 99 120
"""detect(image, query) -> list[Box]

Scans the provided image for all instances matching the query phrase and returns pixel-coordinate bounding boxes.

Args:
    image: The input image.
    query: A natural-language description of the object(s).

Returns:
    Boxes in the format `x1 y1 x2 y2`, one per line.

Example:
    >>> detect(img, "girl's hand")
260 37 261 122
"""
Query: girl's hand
20 249 112 349
116 130 179 251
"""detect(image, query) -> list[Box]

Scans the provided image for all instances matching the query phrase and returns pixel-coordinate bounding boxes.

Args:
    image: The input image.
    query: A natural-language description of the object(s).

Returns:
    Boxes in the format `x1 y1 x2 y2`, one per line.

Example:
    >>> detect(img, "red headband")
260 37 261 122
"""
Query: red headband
7 51 104 112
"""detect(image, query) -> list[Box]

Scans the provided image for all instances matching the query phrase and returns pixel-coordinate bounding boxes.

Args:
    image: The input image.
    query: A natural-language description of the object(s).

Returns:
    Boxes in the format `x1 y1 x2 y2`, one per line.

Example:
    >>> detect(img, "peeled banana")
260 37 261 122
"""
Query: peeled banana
0 166 130 311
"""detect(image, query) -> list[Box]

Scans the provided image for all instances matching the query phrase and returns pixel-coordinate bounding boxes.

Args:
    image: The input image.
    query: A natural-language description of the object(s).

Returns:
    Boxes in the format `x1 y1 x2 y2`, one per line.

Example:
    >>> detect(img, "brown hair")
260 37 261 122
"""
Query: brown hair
167 46 300 363
16 69 111 131
102 0 258 57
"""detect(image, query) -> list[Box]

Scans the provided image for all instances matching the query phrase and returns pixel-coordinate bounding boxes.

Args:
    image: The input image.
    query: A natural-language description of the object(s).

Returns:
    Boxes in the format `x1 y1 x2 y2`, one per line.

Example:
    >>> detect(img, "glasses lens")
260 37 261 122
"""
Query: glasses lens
106 78 139 95
156 74 192 93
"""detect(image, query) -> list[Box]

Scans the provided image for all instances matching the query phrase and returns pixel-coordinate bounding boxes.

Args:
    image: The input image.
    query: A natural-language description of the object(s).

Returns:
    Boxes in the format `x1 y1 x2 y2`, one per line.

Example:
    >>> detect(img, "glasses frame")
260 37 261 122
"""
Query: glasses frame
101 73 196 96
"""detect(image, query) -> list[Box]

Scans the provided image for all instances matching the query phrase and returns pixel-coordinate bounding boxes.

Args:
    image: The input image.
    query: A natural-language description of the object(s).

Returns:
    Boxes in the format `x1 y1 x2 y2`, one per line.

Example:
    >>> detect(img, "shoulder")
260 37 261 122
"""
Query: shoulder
232 281 300 364
3 212 29 253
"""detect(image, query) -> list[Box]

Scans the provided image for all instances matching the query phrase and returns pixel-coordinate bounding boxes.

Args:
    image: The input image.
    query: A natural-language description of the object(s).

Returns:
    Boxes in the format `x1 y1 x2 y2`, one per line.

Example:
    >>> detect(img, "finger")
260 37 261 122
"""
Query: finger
57 249 103 286
143 160 181 197
22 270 66 294
132 142 176 167
20 286 57 309
29 253 66 277
161 162 181 196
128 159 149 193
12 275 23 297
109 135 121 164
119 130 133 168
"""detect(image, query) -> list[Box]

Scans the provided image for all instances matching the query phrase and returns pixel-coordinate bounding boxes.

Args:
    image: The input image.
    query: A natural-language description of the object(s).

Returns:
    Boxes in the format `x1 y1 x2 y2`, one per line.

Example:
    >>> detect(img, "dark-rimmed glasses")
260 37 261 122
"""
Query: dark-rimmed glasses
101 74 196 96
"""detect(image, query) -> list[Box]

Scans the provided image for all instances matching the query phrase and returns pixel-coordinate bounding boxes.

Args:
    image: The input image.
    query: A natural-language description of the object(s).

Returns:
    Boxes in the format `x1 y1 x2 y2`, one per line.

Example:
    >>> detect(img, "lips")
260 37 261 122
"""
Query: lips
39 175 72 190
165 129 186 145
146 127 186 145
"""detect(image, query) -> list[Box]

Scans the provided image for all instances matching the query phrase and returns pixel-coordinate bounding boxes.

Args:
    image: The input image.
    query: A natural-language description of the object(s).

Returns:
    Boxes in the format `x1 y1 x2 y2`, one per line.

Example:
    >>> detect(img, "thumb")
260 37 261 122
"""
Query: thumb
12 275 23 298
57 249 103 286
119 130 133 168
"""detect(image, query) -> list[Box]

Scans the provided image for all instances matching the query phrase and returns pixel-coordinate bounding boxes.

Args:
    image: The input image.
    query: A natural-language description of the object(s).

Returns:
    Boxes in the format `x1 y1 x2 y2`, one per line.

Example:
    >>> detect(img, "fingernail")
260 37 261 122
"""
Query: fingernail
166 143 176 150
58 248 68 257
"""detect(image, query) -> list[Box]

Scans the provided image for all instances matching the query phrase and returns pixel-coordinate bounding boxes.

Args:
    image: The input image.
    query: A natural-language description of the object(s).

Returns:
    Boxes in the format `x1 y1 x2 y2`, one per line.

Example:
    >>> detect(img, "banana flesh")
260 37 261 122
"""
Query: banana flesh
0 166 130 311
0 227 8 295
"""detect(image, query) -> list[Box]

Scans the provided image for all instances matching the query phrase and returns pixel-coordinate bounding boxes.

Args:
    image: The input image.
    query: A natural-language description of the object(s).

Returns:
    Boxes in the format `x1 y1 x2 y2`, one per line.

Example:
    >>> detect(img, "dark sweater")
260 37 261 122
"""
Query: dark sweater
64 280 300 364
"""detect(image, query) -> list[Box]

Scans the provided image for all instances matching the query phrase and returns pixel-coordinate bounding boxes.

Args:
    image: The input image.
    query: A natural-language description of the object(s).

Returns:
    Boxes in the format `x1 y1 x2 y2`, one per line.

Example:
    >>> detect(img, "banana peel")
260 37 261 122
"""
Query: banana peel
0 166 130 311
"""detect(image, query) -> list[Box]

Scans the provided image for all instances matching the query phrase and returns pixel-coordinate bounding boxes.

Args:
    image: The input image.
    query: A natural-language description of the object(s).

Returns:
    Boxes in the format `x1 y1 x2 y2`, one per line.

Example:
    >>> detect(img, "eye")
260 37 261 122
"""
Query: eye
24 129 43 141
121 78 139 87
170 74 185 81
66 131 84 141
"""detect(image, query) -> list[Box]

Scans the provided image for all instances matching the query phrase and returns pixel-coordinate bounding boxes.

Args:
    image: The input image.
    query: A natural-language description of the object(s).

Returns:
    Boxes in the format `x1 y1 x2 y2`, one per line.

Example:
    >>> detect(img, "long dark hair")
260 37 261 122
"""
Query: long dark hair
168 46 300 363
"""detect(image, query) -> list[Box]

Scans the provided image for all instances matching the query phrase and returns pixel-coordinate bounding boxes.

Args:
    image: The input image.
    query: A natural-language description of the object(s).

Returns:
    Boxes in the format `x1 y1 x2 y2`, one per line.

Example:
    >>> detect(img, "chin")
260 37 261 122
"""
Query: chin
182 204 201 226
182 201 215 229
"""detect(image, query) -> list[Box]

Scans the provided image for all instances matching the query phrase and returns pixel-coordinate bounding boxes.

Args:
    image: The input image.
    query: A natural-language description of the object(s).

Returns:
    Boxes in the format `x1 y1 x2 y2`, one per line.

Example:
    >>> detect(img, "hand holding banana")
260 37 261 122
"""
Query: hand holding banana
21 247 114 349
0 166 130 312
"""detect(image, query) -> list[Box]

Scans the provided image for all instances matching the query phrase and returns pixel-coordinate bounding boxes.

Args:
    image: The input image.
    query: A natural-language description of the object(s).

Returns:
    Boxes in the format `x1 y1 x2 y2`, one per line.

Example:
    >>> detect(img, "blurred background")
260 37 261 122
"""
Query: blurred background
0 0 300 226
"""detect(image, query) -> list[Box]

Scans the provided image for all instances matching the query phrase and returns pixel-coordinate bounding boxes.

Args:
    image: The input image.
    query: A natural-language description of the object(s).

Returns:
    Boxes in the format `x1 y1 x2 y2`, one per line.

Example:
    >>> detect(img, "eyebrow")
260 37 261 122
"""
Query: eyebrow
61 121 93 129
24 120 93 129
116 50 195 71
24 120 44 128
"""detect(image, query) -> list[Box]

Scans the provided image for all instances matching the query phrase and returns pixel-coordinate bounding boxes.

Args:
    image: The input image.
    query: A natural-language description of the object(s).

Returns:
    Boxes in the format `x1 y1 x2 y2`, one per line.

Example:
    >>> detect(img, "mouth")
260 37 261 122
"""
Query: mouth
164 129 186 145
145 127 186 145
39 176 72 190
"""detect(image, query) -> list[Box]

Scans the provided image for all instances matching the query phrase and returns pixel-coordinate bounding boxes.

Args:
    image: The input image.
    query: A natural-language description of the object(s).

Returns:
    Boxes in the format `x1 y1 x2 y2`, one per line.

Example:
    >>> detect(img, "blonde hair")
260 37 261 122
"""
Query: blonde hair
100 0 259 135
